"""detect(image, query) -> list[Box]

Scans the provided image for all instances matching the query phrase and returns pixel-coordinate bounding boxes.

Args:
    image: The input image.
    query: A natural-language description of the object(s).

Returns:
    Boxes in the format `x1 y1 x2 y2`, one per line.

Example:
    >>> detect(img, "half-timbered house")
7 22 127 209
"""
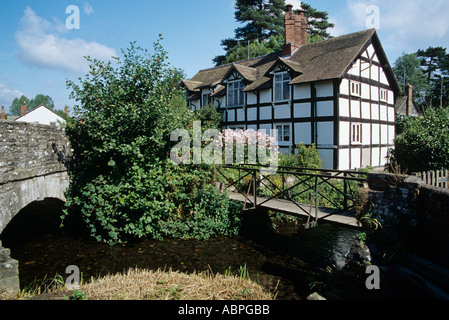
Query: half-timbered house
182 4 400 170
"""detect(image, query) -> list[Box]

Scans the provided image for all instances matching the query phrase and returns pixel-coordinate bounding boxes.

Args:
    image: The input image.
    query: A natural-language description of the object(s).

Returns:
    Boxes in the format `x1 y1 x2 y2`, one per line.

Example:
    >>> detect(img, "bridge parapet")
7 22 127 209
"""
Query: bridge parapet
0 120 71 185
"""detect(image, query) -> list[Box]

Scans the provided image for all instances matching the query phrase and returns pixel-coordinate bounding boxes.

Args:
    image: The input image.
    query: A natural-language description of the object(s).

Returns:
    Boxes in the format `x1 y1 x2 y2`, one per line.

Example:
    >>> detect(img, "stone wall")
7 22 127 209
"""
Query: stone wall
366 172 449 268
0 120 71 294
0 241 19 294
0 120 71 185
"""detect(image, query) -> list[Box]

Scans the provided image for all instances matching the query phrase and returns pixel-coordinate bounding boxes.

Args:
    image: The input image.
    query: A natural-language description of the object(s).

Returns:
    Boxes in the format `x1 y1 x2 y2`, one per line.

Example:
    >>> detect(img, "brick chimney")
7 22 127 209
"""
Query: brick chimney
1 106 5 120
406 84 414 116
64 105 69 116
21 103 27 116
282 4 307 56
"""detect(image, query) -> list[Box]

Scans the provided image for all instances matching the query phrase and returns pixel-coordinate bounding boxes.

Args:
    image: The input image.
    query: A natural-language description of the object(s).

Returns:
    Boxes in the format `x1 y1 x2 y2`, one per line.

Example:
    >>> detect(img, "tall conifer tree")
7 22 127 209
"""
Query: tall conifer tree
213 1 334 66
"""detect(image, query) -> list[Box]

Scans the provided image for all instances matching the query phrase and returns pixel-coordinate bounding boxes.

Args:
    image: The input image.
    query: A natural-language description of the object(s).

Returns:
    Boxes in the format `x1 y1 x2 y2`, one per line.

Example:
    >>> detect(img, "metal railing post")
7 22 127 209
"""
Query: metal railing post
253 169 257 207
343 172 348 210
314 175 318 222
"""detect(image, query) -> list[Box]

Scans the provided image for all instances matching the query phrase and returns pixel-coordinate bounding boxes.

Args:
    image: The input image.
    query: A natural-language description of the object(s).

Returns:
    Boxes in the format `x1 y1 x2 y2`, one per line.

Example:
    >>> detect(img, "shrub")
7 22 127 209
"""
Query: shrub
278 143 322 169
389 107 449 173
62 38 242 244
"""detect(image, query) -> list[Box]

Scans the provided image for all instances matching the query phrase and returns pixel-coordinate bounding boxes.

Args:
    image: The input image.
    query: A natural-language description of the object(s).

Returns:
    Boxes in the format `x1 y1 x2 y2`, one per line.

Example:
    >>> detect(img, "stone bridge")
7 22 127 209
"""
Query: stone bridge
0 120 70 294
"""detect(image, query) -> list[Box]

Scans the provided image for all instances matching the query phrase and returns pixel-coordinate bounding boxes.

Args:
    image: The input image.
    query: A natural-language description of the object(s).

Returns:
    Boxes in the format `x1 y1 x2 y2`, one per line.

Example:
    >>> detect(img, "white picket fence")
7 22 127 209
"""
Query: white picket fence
416 169 449 189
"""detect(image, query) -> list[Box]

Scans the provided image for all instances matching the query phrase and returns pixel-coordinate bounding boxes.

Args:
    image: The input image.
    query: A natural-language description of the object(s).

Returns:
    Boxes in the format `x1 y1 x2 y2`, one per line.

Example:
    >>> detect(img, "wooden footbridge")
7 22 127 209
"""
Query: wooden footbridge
216 164 368 229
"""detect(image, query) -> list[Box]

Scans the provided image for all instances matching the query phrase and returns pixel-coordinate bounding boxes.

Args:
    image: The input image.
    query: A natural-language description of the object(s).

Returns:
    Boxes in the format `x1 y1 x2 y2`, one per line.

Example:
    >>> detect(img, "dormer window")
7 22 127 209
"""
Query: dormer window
274 72 291 102
227 80 245 107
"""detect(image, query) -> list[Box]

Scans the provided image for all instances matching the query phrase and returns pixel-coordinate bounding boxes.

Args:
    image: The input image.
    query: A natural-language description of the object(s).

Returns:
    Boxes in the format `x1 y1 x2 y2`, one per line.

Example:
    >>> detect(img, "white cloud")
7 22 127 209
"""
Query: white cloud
83 3 94 16
345 0 449 52
15 7 116 73
287 0 304 11
0 83 24 111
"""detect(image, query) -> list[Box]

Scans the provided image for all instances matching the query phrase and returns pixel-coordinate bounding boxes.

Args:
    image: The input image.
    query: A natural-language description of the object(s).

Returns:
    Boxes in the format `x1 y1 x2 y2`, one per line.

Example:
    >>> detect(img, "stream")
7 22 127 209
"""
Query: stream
1 205 426 300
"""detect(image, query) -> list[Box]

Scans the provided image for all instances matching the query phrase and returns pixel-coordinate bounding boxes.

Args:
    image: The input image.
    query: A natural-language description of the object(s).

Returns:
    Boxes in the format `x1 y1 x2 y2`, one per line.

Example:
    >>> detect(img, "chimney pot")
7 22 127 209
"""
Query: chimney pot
283 4 307 56
1 106 5 120
21 103 27 116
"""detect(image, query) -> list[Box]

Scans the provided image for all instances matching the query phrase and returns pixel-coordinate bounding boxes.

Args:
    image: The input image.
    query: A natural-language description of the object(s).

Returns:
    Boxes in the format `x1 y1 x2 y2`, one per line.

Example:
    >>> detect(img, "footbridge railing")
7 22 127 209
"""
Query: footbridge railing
216 164 368 228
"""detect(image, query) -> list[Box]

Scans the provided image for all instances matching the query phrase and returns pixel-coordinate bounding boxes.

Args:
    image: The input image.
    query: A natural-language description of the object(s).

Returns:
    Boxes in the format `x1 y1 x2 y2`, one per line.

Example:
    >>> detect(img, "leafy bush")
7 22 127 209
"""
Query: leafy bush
278 143 322 169
62 38 242 244
388 107 449 173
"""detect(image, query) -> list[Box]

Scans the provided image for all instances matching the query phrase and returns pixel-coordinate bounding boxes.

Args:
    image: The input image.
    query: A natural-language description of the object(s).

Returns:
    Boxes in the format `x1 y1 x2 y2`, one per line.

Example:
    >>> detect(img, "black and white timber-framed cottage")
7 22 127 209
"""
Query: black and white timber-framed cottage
182 4 400 170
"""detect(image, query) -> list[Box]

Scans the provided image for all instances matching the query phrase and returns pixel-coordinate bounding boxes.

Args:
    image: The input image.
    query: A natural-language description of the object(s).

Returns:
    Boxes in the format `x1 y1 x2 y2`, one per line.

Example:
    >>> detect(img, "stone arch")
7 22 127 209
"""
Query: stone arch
0 172 69 238
0 197 66 248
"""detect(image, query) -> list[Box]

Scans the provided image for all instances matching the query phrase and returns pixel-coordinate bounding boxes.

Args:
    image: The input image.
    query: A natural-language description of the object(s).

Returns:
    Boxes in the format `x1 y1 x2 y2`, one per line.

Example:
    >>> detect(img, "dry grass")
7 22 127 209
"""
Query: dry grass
79 268 273 300
1 267 274 300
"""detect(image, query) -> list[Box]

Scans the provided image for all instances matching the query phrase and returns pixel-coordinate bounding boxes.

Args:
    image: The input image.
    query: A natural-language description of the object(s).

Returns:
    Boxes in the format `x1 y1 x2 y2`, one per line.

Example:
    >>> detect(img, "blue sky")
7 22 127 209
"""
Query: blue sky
1 0 448 114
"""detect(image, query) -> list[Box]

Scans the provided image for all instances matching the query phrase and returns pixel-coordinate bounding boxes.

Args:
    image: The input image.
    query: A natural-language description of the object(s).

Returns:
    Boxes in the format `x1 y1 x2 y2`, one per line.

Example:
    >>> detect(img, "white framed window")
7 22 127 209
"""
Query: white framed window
228 125 245 131
227 80 245 107
274 72 291 102
351 123 362 144
380 89 388 102
275 123 291 144
350 81 361 97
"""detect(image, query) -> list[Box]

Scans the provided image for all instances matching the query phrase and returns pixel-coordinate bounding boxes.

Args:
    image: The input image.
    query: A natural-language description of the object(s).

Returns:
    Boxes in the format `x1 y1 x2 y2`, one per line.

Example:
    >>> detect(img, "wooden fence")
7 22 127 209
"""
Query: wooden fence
415 169 449 189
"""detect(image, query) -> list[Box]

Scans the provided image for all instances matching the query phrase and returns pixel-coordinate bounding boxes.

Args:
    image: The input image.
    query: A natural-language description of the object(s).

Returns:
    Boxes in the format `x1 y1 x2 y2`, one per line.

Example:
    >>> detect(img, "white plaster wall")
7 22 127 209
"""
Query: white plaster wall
294 123 311 145
362 123 371 145
293 84 311 99
318 149 334 169
351 100 361 118
247 92 257 105
372 147 380 167
260 89 271 103
340 121 350 146
381 125 388 144
294 103 310 118
339 149 350 170
339 98 350 117
388 125 395 145
274 104 291 119
317 122 333 146
372 123 380 144
315 81 333 97
236 108 245 122
246 107 256 121
316 100 333 117
260 106 271 120
361 102 370 119
371 103 379 120
340 79 349 96
228 110 235 122
351 148 361 169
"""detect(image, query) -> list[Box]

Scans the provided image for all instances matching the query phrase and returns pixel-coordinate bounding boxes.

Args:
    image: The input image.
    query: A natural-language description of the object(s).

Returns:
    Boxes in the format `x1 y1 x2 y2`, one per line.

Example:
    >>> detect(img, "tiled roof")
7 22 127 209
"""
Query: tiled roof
183 29 400 95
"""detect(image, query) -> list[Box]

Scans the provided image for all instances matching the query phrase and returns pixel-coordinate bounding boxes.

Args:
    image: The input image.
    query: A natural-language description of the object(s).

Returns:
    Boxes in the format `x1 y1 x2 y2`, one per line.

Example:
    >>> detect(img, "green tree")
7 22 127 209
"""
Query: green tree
417 46 449 108
388 107 449 173
213 1 334 66
28 94 55 110
393 52 430 108
62 38 241 244
300 3 334 41
8 94 56 116
220 34 284 65
9 95 30 116
234 0 285 41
